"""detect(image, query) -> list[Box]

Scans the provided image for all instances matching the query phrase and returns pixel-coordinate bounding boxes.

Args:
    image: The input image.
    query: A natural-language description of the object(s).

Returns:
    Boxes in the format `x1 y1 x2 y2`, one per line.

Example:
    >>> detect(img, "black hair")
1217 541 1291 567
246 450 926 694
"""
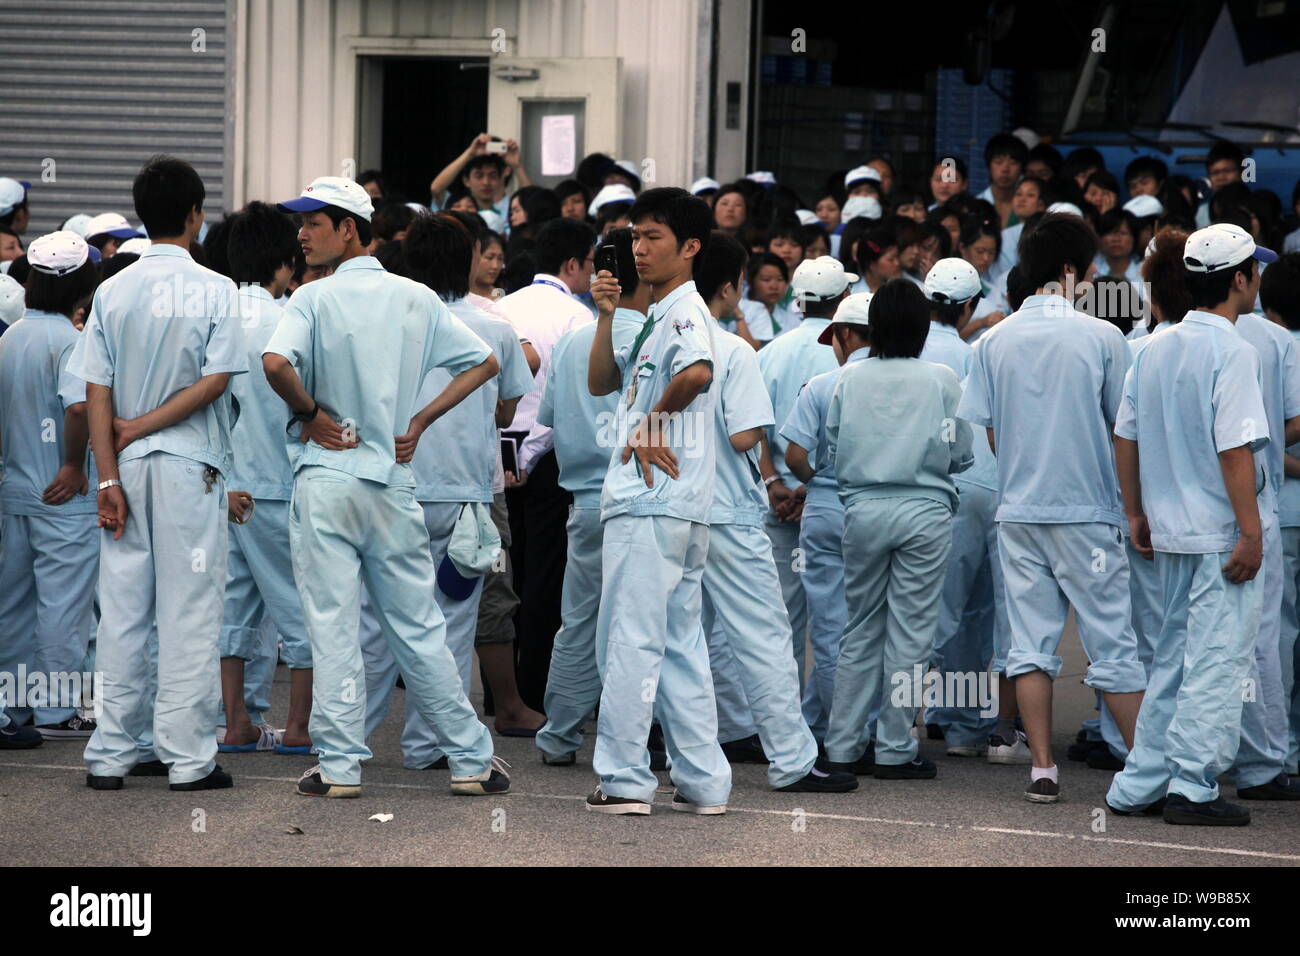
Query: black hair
746 251 789 292
753 184 804 227
867 278 930 358
24 259 99 317
1018 212 1099 288
374 239 408 277
1096 207 1138 244
1063 147 1105 181
931 155 969 184
1088 275 1144 334
534 217 595 275
766 215 805 247
444 208 492 249
800 222 830 253
99 252 139 281
227 201 298 287
1206 140 1245 172
0 198 27 232
445 182 474 207
1003 264 1035 311
694 230 748 304
856 226 898 274
1260 252 1300 329
1124 156 1168 190
931 292 981 328
628 187 712 255
958 216 1001 258
1209 182 1253 223
499 248 538 294
839 216 877 271
513 186 562 229
357 169 385 193
595 201 634 232
6 254 30 286
1026 143 1064 177
319 203 374 247
1214 205 1254 235
600 226 640 297
200 214 234 278
984 133 1028 169
576 152 614 194
1142 226 1192 330
1186 259 1254 309
371 200 417 243
555 178 591 211
887 188 925 213
133 154 205 239
462 154 507 179
1085 169 1121 198
402 212 473 300
919 220 953 259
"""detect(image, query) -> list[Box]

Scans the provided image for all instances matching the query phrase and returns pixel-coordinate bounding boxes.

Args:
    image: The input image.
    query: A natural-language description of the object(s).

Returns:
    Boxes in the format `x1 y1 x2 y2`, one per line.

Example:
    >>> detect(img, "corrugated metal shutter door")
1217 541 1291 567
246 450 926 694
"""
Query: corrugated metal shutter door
0 0 230 235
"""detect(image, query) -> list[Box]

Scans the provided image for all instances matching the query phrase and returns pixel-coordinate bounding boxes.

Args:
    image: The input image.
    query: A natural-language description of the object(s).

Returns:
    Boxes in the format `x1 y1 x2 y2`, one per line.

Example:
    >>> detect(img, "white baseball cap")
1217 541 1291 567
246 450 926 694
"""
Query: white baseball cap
1047 202 1084 218
279 176 374 222
612 159 641 182
924 258 983 305
795 208 820 226
0 273 24 325
1183 222 1276 274
117 237 151 256
844 165 882 190
84 212 144 241
745 170 776 186
817 292 873 344
0 178 29 217
1123 195 1163 218
60 213 94 237
28 230 91 276
1144 236 1159 259
842 195 882 221
690 177 721 196
792 256 858 303
477 209 505 234
589 183 636 218
1012 127 1040 151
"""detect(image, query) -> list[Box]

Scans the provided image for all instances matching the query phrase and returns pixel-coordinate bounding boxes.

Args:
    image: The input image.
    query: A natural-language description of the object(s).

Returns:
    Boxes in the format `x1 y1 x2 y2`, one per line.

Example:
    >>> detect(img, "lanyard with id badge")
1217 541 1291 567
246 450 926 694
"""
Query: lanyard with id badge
624 309 659 477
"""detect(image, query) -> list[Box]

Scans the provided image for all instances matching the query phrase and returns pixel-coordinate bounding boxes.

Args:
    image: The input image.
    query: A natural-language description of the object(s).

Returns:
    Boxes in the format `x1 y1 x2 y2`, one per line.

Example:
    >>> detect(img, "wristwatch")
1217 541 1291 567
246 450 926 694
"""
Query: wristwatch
763 474 780 487
290 402 320 425
97 479 123 492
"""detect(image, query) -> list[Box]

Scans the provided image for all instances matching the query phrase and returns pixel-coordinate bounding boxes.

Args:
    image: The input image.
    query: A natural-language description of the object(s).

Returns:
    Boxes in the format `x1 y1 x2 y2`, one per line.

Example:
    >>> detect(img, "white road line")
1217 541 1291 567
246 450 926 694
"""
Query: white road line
6 760 1298 862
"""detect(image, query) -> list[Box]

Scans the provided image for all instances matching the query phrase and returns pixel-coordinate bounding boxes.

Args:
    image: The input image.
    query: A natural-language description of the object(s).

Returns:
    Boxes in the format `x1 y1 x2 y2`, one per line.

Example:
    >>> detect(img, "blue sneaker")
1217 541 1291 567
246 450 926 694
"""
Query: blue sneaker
0 723 43 749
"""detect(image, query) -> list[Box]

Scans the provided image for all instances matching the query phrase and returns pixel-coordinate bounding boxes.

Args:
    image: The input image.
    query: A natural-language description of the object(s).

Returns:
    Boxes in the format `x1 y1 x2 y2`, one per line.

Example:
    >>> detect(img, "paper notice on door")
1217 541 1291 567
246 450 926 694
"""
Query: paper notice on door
541 114 576 176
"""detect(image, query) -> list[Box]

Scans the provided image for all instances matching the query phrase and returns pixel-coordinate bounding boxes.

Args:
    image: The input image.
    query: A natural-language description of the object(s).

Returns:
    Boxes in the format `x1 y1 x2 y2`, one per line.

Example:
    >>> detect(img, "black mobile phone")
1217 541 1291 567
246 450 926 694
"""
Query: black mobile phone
595 242 619 280
500 436 519 477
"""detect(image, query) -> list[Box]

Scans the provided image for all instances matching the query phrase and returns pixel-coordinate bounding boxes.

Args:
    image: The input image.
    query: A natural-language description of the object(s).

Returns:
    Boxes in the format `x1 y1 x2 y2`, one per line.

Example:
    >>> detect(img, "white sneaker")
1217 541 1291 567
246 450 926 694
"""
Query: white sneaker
987 730 1032 765
946 743 987 758
670 791 726 815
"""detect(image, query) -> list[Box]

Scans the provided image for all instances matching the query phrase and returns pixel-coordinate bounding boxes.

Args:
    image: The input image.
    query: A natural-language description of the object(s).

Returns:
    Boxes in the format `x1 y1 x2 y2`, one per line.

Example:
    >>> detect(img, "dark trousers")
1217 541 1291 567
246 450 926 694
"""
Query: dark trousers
505 446 571 712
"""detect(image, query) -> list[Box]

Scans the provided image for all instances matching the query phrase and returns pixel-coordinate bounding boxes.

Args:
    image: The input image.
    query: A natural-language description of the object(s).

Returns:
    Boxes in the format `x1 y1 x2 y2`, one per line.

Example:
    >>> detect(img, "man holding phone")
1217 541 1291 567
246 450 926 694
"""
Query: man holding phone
428 133 533 224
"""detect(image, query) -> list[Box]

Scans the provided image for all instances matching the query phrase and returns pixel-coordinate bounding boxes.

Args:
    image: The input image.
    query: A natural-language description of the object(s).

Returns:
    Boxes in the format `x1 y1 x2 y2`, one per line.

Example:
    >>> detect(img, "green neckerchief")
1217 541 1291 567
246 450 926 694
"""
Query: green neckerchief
625 306 658 480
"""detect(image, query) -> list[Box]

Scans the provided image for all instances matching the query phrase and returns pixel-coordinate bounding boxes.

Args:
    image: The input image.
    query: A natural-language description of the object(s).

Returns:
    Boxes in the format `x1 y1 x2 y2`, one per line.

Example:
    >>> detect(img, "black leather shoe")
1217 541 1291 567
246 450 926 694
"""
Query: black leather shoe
776 765 858 793
169 765 233 791
1086 743 1124 771
86 773 123 790
873 756 937 780
420 756 450 770
824 747 875 775
1107 797 1166 816
1163 793 1250 826
1236 773 1300 801
720 734 768 764
128 759 169 777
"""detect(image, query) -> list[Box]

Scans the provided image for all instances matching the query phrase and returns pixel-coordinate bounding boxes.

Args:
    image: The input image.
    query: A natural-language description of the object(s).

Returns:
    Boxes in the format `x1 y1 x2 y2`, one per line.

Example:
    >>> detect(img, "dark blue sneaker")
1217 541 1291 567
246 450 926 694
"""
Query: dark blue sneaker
0 723 43 750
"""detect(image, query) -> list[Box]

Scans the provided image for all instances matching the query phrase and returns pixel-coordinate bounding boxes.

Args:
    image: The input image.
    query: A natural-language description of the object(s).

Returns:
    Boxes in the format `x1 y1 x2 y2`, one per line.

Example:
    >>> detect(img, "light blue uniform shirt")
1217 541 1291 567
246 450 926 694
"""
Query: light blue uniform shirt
1280 328 1300 528
957 293 1130 526
0 309 98 516
921 320 999 493
827 357 973 512
755 316 838 490
412 297 533 503
68 244 247 474
1115 311 1271 553
741 298 800 343
228 287 297 500
778 345 871 507
708 319 774 526
264 256 491 488
599 280 716 524
537 307 643 507
1233 311 1300 515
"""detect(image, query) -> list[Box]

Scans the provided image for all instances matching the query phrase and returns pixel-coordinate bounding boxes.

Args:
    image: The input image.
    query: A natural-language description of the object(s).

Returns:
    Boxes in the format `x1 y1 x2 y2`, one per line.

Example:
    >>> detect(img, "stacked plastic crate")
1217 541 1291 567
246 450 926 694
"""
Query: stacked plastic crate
934 68 1015 196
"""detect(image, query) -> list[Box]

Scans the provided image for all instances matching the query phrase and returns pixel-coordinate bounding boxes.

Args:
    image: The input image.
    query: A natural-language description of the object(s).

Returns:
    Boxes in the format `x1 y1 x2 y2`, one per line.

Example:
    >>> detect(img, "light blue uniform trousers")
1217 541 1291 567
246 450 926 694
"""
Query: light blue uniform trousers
796 499 846 740
537 506 607 760
1280 527 1300 773
707 617 756 743
701 522 817 788
360 501 484 769
594 514 732 806
928 483 1005 747
1107 549 1261 808
290 468 490 785
1228 514 1289 787
765 516 810 687
243 617 279 728
220 500 312 668
997 522 1146 693
0 511 98 725
85 453 226 784
826 497 953 766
